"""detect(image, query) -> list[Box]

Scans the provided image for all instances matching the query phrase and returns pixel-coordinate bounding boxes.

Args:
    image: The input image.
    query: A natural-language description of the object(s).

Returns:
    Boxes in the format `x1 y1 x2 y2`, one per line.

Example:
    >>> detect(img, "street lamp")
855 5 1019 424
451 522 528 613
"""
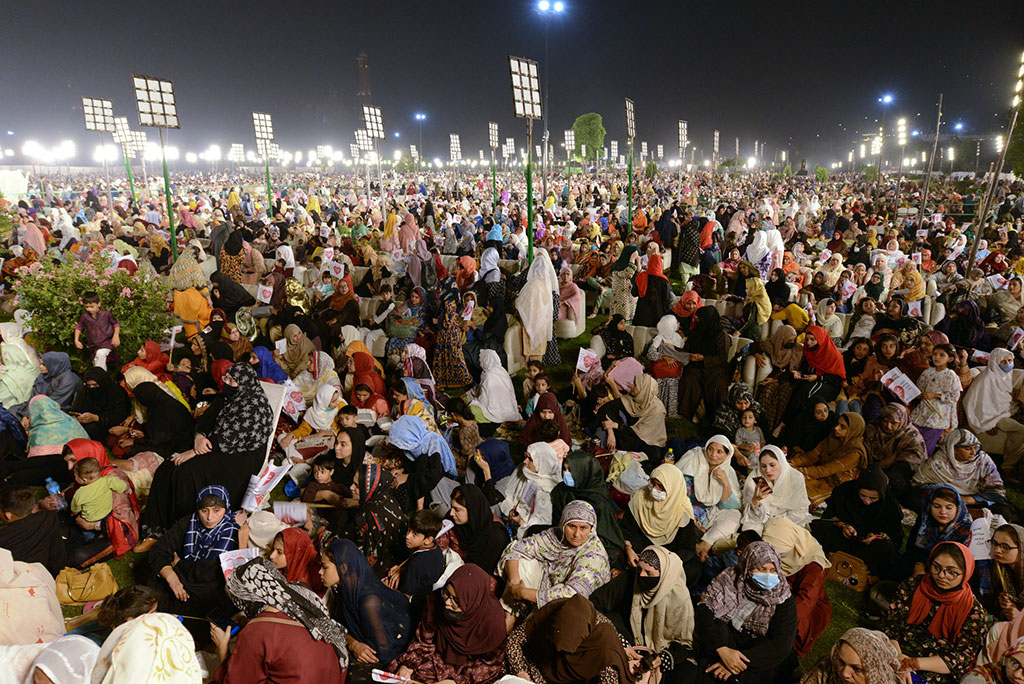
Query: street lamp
82 96 117 214
355 129 373 206
414 113 426 172
677 121 688 197
131 74 180 259
712 130 720 203
112 116 139 206
625 98 636 222
489 122 499 214
895 117 907 208
363 105 386 217
508 54 543 261
536 0 564 206
252 112 276 216
449 134 462 180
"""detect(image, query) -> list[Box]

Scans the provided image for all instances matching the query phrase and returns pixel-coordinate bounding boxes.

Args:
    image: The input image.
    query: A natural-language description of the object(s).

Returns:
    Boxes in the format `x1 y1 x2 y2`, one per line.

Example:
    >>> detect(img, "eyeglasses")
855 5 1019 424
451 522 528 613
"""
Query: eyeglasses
994 542 1020 553
930 563 963 580
1006 656 1024 673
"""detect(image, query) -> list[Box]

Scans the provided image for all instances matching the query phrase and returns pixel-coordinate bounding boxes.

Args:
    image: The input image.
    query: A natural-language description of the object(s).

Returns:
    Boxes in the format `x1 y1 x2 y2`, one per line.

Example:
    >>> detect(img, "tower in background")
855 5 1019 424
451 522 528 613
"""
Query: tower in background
357 51 371 105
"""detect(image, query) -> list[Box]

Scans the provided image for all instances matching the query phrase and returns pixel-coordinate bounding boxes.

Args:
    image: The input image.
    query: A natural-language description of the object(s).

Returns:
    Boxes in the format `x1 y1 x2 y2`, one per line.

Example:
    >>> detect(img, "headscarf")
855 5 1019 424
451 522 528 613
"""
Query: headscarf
480 247 501 283
965 347 1016 433
387 414 458 477
628 463 693 545
802 325 846 379
278 527 324 592
913 485 972 553
350 351 385 399
518 441 563 493
761 324 803 369
451 483 510 573
281 323 316 378
743 445 811 524
226 557 347 669
699 541 792 636
551 451 625 557
182 484 238 562
907 542 977 641
470 349 521 422
671 290 702 327
304 384 340 431
168 248 207 291
652 314 683 349
456 255 477 290
26 395 88 456
864 404 927 469
620 374 667 446
91 613 201 683
435 564 507 666
800 628 901 684
213 363 274 454
612 243 639 271
630 545 694 652
634 253 667 298
676 435 740 508
913 428 1003 495
0 339 40 407
252 346 288 384
519 392 571 445
24 635 99 684
761 516 832 576
516 250 558 351
558 268 582 321
816 412 868 468
221 323 253 361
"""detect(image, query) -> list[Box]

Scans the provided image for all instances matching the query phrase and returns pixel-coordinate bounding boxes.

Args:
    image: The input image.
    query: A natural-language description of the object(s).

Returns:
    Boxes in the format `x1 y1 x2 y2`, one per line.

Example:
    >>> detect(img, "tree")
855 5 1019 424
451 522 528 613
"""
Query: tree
782 164 793 178
644 161 658 180
572 113 606 159
863 165 879 183
719 156 741 169
815 165 829 183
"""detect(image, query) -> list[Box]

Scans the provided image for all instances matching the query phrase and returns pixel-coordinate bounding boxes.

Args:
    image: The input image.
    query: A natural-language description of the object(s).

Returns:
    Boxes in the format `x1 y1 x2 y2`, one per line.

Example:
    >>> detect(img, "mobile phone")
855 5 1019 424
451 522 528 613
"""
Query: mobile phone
755 476 770 491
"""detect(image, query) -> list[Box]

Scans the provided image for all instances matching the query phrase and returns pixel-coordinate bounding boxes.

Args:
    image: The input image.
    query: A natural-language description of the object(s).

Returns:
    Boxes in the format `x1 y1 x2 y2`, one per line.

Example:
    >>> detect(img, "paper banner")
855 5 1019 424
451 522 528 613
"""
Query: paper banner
275 338 288 355
988 274 1009 290
322 247 335 262
880 367 921 403
972 350 990 364
906 300 922 318
273 501 307 526
319 226 330 239
219 548 260 578
916 229 929 239
1011 327 1024 350
257 285 274 303
241 462 291 512
327 261 345 279
576 347 601 373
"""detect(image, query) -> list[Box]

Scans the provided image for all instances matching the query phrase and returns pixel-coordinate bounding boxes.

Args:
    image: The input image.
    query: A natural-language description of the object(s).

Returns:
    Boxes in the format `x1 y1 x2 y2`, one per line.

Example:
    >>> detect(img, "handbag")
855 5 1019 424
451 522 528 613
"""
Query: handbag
825 551 869 592
55 563 118 605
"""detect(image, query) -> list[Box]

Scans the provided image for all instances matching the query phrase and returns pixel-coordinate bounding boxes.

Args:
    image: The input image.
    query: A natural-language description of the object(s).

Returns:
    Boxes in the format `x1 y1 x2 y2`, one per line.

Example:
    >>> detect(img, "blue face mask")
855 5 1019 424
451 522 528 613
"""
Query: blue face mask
751 572 781 591
562 471 575 488
1000 363 1015 374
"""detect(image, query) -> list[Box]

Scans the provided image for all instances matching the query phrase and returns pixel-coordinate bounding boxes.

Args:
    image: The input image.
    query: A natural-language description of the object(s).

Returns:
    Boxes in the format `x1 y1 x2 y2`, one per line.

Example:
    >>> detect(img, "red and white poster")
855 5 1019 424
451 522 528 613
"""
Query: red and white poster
257 285 274 303
880 367 921 403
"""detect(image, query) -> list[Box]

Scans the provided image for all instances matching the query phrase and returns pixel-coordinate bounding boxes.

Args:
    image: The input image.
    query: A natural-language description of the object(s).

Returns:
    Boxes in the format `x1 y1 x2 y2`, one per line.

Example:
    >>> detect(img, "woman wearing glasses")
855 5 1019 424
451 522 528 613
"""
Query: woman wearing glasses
882 541 988 684
980 524 1024 621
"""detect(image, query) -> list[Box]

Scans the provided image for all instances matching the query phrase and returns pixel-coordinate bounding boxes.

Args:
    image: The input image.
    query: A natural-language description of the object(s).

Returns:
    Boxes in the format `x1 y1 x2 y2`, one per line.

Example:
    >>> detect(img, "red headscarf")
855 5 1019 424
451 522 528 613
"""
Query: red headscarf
801 325 846 380
435 564 508 665
279 527 324 594
122 340 170 381
351 351 386 398
329 274 357 312
634 253 667 298
518 392 570 445
671 290 702 328
456 256 477 290
211 359 233 391
66 438 111 467
907 542 976 641
699 217 715 250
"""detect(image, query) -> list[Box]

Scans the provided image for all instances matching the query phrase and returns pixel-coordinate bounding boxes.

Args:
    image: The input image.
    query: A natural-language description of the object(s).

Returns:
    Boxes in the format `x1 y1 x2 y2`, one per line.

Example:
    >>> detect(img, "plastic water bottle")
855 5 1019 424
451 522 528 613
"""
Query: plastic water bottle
45 478 67 510
663 448 675 465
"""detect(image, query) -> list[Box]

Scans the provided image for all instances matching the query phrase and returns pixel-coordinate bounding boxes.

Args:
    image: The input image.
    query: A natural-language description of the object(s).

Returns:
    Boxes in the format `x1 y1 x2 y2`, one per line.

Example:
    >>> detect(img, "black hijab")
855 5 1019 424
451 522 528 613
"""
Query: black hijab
332 427 367 488
132 382 196 455
822 465 904 543
452 484 509 575
223 230 244 256
765 268 790 304
684 305 727 356
83 366 130 425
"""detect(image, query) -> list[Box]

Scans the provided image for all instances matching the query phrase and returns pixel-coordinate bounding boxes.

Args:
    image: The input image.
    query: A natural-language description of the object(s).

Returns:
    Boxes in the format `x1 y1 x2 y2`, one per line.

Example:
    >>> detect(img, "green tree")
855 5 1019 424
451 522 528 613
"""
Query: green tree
863 165 879 183
719 156 741 169
572 113 606 159
815 165 829 182
644 161 658 180
782 164 793 178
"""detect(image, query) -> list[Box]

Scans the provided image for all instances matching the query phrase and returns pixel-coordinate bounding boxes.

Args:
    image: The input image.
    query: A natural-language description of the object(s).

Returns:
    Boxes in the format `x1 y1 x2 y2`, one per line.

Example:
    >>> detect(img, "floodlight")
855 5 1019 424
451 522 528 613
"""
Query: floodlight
450 134 462 161
897 118 907 147
581 144 587 157
641 141 647 157
131 74 178 128
363 105 384 140
625 98 635 141
355 129 372 152
713 130 720 156
112 116 132 144
508 56 542 119
489 122 499 149
996 135 1004 152
657 144 663 160
947 146 955 161
350 143 360 159
678 120 688 149
564 129 574 152
252 112 274 140
479 150 485 161
610 140 618 159
410 145 418 160
536 145 542 158
228 144 245 163
82 97 115 132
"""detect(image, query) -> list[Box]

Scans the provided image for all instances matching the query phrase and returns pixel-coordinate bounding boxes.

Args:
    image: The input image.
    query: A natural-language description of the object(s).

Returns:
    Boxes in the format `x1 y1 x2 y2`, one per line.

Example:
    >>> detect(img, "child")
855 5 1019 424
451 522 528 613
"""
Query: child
384 509 444 598
313 269 334 302
367 284 395 329
910 343 962 455
300 453 349 504
446 398 481 475
523 373 550 418
338 404 370 445
0 484 67 575
69 457 127 536
74 291 121 370
521 361 543 405
171 356 196 405
733 408 764 469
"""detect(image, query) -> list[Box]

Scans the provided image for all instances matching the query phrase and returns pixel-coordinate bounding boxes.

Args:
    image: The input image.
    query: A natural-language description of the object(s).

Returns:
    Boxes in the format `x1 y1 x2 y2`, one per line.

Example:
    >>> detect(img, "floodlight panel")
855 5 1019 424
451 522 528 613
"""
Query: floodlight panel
82 97 115 133
610 140 618 158
641 141 648 156
131 74 179 128
508 55 542 119
410 145 419 159
657 144 663 159
625 98 635 140
112 116 132 144
252 112 274 140
489 122 499 149
363 105 384 140
350 143 360 158
355 129 373 152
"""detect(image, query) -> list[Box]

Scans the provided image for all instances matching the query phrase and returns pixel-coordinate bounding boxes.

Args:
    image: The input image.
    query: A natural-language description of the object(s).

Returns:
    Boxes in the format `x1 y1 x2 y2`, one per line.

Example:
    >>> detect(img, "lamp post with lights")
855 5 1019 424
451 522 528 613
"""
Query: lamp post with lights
625 98 635 224
414 113 426 174
712 130 720 205
355 130 373 207
895 118 907 211
508 55 542 262
81 97 117 217
130 74 180 259
968 50 1024 273
488 122 499 215
252 112 275 216
363 105 386 217
112 116 138 208
536 0 564 207
916 94 943 225
678 120 688 201
449 134 462 187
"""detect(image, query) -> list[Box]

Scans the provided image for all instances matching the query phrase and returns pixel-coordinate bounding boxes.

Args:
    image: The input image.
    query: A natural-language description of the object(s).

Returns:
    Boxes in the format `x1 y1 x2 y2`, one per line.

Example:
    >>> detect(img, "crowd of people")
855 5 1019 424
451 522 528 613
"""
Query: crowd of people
0 164 1023 684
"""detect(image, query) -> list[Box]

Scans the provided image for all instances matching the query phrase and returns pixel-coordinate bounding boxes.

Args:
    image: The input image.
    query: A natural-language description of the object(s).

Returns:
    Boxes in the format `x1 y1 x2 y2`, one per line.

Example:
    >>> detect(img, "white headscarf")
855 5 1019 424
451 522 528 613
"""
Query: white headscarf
742 445 811 525
652 315 684 349
964 347 1016 433
470 350 521 423
481 247 501 283
276 245 296 269
25 635 98 684
745 230 769 264
675 435 740 508
515 250 558 351
91 613 201 683
304 384 340 431
522 441 562 492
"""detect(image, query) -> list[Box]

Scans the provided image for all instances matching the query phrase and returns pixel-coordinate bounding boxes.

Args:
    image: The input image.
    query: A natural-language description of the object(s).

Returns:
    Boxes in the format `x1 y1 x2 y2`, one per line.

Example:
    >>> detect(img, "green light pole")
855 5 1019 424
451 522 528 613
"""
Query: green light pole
508 55 542 264
158 127 178 260
526 124 534 263
130 74 180 260
122 152 138 209
625 98 635 226
252 112 276 219
489 122 499 216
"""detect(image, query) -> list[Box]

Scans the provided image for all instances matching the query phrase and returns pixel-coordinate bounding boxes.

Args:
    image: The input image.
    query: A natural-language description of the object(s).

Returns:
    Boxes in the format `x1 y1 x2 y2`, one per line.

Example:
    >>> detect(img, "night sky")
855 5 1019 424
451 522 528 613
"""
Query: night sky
1 0 1022 165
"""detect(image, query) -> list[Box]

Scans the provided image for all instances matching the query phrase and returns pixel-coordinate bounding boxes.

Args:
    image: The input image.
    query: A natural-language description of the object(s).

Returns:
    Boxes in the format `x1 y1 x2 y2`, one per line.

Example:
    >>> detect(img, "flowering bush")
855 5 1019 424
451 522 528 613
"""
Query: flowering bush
14 256 174 369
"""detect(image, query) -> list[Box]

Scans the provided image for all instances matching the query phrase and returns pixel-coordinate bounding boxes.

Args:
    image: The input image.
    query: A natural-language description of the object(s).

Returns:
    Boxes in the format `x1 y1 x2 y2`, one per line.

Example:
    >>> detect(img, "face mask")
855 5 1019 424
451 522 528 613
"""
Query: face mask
1000 363 1015 374
562 471 575 488
637 574 659 592
441 607 464 622
751 572 781 591
649 486 667 501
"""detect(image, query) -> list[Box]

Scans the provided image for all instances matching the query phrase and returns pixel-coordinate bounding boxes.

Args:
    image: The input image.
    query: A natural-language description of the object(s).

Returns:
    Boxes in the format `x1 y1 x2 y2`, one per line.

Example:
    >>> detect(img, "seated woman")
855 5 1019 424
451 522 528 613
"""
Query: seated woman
882 542 987 684
18 634 98 684
964 635 1024 684
646 314 684 419
505 593 637 684
213 557 347 683
387 414 458 509
873 296 923 348
333 462 405 578
907 485 972 572
267 526 324 595
846 334 902 422
811 466 906 581
389 377 438 433
551 451 625 564
448 483 510 576
863 404 927 501
31 351 83 413
390 564 508 684
499 501 610 617
679 306 730 425
689 541 797 684
911 429 1009 519
779 325 846 437
91 612 202 681
320 538 412 664
740 446 812 535
964 348 1024 482
590 545 694 682
497 441 561 539
275 324 316 379
799 627 902 684
596 314 635 367
279 384 341 452
761 517 831 658
747 324 803 431
0 395 88 485
76 367 131 443
147 485 239 624
121 341 171 381
602 373 668 461
620 463 701 586
978 523 1024 621
789 412 867 507
120 381 196 459
676 435 742 563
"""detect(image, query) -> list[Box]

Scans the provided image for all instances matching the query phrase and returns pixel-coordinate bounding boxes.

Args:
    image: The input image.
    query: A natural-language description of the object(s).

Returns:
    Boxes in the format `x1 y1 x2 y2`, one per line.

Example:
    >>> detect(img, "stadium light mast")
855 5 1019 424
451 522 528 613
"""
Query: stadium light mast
82 97 116 218
489 122 499 215
363 105 386 217
508 55 543 262
131 74 180 260
625 98 636 224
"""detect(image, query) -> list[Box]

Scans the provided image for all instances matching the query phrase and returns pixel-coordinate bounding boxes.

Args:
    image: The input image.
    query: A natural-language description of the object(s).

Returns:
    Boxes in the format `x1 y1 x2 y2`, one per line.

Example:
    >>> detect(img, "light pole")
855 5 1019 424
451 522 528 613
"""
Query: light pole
131 74 180 260
363 105 386 218
874 94 893 198
252 112 275 217
712 130 720 206
625 98 635 225
536 0 564 205
895 118 907 212
112 116 138 208
415 113 426 174
355 130 373 207
82 97 116 217
509 55 543 263
917 94 943 225
678 120 688 202
489 122 499 215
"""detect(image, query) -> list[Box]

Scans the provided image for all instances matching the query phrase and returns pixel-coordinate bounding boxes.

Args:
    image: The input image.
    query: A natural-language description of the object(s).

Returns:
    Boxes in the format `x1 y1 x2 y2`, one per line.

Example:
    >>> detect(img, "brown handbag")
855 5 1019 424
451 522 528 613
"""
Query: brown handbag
55 563 118 605
825 551 869 592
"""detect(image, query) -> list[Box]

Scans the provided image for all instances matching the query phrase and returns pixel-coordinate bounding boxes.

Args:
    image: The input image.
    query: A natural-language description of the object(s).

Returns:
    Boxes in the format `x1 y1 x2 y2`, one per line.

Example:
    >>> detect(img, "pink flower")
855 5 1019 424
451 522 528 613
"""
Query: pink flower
120 287 132 297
